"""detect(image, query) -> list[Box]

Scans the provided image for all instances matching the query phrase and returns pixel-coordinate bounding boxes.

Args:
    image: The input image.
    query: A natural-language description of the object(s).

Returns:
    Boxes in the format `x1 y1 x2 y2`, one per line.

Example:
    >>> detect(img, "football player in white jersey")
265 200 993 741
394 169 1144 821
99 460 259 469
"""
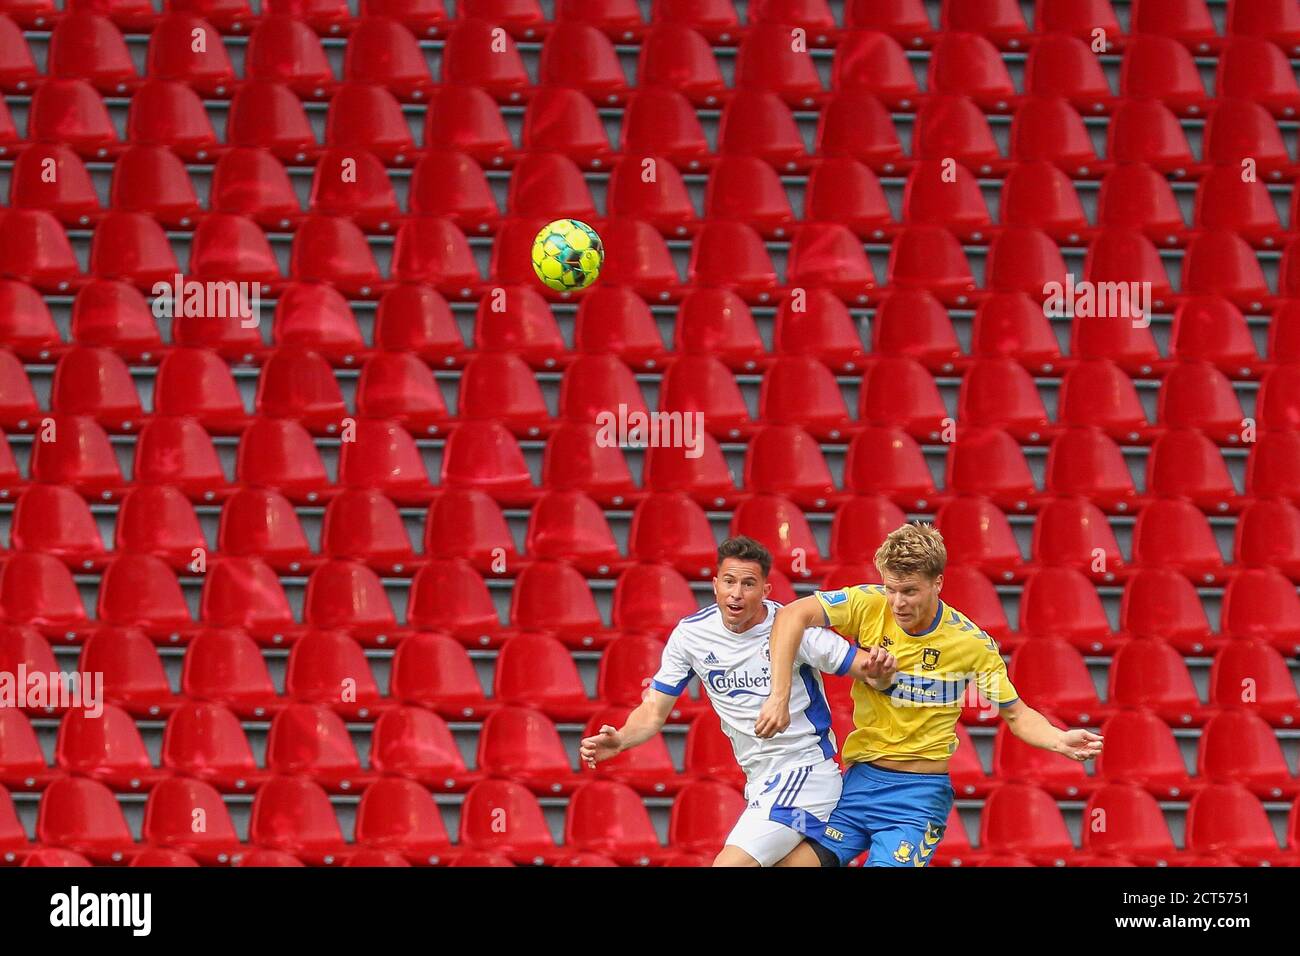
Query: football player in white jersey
579 536 897 867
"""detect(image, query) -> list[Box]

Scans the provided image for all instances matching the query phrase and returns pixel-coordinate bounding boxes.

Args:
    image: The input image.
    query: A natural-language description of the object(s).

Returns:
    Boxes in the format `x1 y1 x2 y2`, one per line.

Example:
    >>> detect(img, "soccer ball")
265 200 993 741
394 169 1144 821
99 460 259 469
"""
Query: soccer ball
531 219 604 292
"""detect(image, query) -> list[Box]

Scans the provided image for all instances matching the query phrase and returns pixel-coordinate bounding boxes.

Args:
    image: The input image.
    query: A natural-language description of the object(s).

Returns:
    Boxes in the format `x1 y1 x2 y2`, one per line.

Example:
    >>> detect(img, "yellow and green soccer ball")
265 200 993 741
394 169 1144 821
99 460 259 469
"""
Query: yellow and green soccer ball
531 219 604 292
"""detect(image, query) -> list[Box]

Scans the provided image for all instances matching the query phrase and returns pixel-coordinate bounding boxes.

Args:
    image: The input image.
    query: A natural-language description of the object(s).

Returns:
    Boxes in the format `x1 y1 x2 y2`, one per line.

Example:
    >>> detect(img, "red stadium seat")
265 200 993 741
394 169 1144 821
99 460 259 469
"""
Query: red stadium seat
941 0 1029 49
832 30 920 112
667 780 747 858
525 490 625 576
1096 163 1186 248
141 777 242 866
541 22 629 105
134 416 235 505
390 631 493 721
321 488 417 576
1200 710 1299 801
946 427 1038 514
181 627 282 721
979 783 1074 867
566 781 672 866
993 713 1097 800
1235 499 1300 584
886 225 978 306
1107 100 1196 178
0 281 64 363
1057 360 1155 442
1121 35 1210 117
985 227 1070 300
308 149 402 235
407 558 508 649
1221 569 1300 659
1082 783 1186 865
572 285 669 371
11 483 107 572
934 496 1025 583
206 147 300 234
370 706 481 793
161 701 264 793
1146 430 1241 515
80 629 183 717
1032 496 1125 583
31 79 122 162
423 489 519 576
226 81 319 165
302 559 406 648
459 779 567 865
11 145 102 229
1108 639 1206 727
478 706 582 796
610 565 697 640
266 703 376 793
1001 161 1090 245
263 0 353 35
683 712 746 792
1209 639 1300 727
249 775 350 865
1170 296 1264 379
423 85 514 169
620 88 711 173
943 564 1017 648
494 633 598 723
871 289 964 373
474 284 567 370
930 31 1016 112
199 556 300 648
1084 228 1175 314
96 556 196 647
1182 230 1271 314
147 13 237 96
578 707 683 797
71 278 164 363
958 357 1056 443
373 284 464 368
271 283 367 366
718 90 810 174
245 16 334 98
629 493 718 581
254 349 348 437
731 494 823 579
0 700 60 791
816 92 907 174
55 703 168 792
324 84 417 167
1157 361 1248 445
49 12 139 95
1258 364 1300 432
88 210 181 291
1097 709 1198 801
1185 784 1281 865
1132 497 1229 585
0 210 82 294
285 628 390 721
337 418 437 507
673 288 765 372
661 353 756 439
770 289 866 374
1010 96 1102 178
1119 567 1217 655
970 292 1065 375
744 425 839 511
759 355 856 442
115 484 205 571
911 94 1000 174
217 488 315 575
354 776 457 865
342 17 433 102
522 87 615 170
1218 36 1300 119
511 560 609 650
0 13 38 94
37 776 138 864
637 23 726 108
1008 638 1112 726
1020 565 1123 654
0 551 92 641
844 426 938 512
736 21 825 108
126 78 220 162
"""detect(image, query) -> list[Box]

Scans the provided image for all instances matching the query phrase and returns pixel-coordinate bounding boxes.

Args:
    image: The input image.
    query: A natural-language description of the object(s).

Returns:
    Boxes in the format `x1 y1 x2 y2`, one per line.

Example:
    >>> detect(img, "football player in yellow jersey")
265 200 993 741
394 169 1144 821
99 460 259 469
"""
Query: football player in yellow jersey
754 522 1104 867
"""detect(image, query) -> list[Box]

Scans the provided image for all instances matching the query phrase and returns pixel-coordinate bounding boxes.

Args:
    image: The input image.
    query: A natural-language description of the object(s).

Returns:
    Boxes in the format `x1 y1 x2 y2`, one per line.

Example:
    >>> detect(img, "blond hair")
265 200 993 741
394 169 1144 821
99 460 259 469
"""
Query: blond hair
874 522 947 580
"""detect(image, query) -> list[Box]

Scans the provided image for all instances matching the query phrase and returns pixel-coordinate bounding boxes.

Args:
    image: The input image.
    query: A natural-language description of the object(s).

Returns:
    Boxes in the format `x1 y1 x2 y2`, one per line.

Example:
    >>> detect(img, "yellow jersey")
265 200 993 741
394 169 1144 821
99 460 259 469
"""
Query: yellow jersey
815 585 1018 764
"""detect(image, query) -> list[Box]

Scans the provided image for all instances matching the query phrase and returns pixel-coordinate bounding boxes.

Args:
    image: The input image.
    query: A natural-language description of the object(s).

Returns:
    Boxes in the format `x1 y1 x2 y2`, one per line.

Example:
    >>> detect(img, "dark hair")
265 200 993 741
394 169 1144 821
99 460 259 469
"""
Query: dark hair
716 536 772 578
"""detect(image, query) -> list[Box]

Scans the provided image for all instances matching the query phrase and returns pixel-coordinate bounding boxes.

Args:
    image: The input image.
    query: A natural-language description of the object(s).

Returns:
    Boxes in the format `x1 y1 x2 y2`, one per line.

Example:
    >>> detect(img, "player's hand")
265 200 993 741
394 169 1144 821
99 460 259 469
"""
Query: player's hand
579 725 623 769
1057 729 1104 762
862 647 898 683
754 695 790 739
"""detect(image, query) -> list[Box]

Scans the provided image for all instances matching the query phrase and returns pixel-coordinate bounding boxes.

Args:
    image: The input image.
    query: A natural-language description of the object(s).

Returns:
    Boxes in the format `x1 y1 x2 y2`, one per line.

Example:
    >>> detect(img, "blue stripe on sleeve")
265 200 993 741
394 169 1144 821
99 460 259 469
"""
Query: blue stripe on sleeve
798 665 836 760
834 644 857 677
651 677 690 697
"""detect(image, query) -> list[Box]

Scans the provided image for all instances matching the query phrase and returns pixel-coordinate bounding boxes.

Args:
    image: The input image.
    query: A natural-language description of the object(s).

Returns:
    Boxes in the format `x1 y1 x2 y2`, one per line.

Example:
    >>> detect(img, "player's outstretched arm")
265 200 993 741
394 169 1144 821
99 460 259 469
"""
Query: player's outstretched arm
1001 700 1104 762
579 690 677 769
756 597 829 739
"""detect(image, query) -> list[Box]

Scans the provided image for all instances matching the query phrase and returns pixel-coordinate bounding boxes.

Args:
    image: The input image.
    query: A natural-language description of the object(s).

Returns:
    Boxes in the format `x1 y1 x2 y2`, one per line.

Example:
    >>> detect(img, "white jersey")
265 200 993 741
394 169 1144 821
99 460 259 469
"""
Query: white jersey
651 599 857 782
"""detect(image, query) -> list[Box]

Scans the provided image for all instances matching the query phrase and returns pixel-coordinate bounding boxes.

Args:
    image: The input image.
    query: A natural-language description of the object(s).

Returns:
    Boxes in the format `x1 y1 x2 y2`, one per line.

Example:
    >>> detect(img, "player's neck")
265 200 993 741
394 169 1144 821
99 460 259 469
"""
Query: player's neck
898 599 943 637
723 601 768 634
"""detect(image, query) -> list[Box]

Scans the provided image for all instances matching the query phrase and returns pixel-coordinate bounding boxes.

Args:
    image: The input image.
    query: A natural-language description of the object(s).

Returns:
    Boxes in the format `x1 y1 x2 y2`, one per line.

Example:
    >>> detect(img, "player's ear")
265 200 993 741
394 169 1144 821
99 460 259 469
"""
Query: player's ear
762 579 772 598
933 573 943 593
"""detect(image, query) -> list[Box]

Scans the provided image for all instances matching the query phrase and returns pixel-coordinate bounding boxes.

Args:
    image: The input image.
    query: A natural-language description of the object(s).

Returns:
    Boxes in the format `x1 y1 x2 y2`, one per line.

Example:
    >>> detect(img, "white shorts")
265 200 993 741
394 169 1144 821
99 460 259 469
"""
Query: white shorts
726 759 844 867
